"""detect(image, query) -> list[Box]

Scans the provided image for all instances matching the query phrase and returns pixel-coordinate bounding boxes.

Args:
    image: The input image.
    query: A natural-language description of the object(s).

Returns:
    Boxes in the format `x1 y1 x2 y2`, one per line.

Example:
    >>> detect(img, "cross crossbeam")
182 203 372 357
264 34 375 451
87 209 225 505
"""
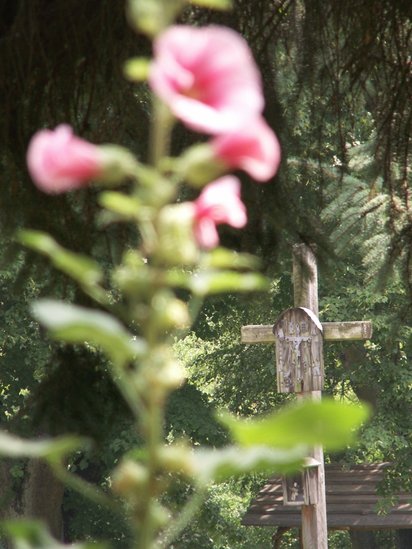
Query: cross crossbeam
241 320 372 345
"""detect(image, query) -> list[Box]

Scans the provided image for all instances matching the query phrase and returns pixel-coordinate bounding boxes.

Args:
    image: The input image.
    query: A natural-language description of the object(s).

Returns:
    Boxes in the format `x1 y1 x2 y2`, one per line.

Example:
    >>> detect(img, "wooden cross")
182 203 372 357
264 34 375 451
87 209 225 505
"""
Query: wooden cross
241 244 372 549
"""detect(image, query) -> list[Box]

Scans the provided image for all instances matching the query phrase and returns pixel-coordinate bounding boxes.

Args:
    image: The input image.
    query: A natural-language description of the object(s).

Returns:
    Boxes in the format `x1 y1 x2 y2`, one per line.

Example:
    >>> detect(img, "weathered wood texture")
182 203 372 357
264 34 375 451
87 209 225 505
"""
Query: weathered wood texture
293 244 318 315
292 245 328 549
274 308 324 392
241 321 373 344
242 463 412 529
241 243 375 546
283 467 319 506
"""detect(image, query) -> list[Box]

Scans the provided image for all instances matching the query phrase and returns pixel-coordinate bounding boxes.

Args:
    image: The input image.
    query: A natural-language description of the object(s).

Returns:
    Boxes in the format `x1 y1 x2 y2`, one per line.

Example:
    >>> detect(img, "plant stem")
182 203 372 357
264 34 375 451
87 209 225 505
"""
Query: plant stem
137 386 164 549
149 97 173 169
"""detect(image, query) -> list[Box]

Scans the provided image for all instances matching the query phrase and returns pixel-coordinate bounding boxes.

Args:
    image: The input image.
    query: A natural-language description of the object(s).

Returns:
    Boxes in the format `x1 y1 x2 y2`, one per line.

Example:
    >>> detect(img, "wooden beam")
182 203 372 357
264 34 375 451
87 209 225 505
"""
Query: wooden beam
241 321 372 344
293 244 328 549
323 321 373 341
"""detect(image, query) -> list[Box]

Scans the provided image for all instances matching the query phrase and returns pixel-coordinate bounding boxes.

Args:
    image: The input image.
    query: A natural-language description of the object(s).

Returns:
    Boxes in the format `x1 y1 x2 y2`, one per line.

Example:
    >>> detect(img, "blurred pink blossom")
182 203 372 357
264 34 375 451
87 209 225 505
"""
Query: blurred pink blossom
192 176 247 248
149 25 263 134
27 125 103 193
211 118 281 182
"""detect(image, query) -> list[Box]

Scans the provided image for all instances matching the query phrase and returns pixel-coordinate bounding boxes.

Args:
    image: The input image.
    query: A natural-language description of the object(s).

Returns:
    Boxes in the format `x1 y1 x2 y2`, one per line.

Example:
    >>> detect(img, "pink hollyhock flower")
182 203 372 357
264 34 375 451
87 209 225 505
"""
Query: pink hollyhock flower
193 176 247 248
211 118 281 182
149 25 263 134
27 125 103 193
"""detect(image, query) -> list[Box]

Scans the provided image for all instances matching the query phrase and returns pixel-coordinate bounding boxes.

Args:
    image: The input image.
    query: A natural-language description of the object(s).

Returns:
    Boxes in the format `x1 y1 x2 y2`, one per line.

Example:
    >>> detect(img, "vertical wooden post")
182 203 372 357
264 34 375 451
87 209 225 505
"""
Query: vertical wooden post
293 244 328 548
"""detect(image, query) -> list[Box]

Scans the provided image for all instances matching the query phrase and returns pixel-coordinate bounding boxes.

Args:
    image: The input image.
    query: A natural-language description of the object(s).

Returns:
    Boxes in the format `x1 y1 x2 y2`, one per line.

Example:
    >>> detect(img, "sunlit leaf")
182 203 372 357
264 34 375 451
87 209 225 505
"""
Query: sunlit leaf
193 445 306 484
189 0 232 10
99 192 141 220
32 300 146 365
191 271 268 295
220 398 370 451
203 248 261 270
163 269 192 289
123 57 151 81
18 230 103 288
127 0 185 37
0 432 88 462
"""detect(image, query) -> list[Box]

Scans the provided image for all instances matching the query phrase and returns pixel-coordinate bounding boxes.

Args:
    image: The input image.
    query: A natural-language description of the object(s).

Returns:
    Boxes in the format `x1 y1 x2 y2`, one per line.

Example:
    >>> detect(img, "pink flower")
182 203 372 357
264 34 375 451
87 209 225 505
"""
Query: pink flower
27 125 103 193
211 118 281 182
193 176 247 248
149 25 263 135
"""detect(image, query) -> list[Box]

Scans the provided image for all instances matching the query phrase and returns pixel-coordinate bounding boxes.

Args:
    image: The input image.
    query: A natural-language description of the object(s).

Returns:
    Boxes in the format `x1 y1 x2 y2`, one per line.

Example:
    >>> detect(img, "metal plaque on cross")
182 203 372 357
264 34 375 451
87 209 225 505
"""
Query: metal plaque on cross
273 307 324 393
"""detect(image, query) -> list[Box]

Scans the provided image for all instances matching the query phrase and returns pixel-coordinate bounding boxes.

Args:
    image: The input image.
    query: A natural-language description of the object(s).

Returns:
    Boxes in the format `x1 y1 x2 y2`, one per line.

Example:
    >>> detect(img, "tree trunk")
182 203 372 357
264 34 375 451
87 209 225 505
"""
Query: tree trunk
0 460 17 549
0 458 64 544
23 459 64 538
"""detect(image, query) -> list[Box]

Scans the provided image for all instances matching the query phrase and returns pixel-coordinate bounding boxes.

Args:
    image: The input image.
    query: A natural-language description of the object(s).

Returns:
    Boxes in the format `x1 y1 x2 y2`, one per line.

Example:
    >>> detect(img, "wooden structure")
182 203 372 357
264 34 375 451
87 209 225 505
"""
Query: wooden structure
283 458 320 506
241 244 373 548
274 307 324 393
243 463 412 530
242 321 372 344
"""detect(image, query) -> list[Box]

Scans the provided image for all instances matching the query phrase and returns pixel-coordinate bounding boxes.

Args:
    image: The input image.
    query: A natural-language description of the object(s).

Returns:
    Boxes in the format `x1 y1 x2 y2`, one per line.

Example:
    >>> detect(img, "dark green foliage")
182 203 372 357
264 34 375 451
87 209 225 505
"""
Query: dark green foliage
0 1 412 547
63 490 132 547
165 383 228 446
321 140 412 293
2 0 411 281
177 288 294 416
29 347 129 440
318 256 412 503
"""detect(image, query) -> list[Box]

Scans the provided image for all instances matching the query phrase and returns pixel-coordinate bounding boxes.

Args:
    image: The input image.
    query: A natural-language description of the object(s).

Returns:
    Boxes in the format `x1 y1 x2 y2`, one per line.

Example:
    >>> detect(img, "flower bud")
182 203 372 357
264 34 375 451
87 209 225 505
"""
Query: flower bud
99 145 140 184
178 144 226 188
113 252 154 298
127 0 184 37
155 203 199 265
27 125 139 194
158 358 186 390
111 460 149 497
152 291 190 330
151 502 170 529
139 346 186 397
27 125 103 194
159 443 195 477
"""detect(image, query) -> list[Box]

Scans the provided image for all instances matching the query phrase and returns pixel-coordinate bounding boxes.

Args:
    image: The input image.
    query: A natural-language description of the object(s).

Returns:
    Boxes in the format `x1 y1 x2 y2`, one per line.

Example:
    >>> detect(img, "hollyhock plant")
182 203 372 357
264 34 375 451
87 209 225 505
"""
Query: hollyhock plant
211 117 281 182
192 176 247 248
27 125 104 193
149 25 264 134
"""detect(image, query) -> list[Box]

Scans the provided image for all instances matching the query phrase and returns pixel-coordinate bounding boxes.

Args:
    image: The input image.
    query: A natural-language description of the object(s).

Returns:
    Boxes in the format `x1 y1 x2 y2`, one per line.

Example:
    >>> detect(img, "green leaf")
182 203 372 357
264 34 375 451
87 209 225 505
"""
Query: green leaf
220 398 370 451
123 57 151 81
1 520 107 549
193 445 305 484
203 248 261 270
191 271 268 296
32 300 146 365
99 192 142 220
189 0 232 10
127 0 185 37
0 432 88 462
163 269 192 289
18 230 103 288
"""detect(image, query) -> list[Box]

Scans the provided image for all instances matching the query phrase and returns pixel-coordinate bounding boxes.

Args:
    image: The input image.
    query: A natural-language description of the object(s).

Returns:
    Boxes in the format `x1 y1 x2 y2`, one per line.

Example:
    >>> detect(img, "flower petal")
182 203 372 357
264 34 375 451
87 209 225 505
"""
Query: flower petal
149 25 264 135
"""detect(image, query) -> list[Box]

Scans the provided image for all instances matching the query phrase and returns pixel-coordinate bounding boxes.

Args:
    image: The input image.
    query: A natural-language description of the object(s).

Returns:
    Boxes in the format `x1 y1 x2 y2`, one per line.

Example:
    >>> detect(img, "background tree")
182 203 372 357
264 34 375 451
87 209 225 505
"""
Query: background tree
0 0 411 547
